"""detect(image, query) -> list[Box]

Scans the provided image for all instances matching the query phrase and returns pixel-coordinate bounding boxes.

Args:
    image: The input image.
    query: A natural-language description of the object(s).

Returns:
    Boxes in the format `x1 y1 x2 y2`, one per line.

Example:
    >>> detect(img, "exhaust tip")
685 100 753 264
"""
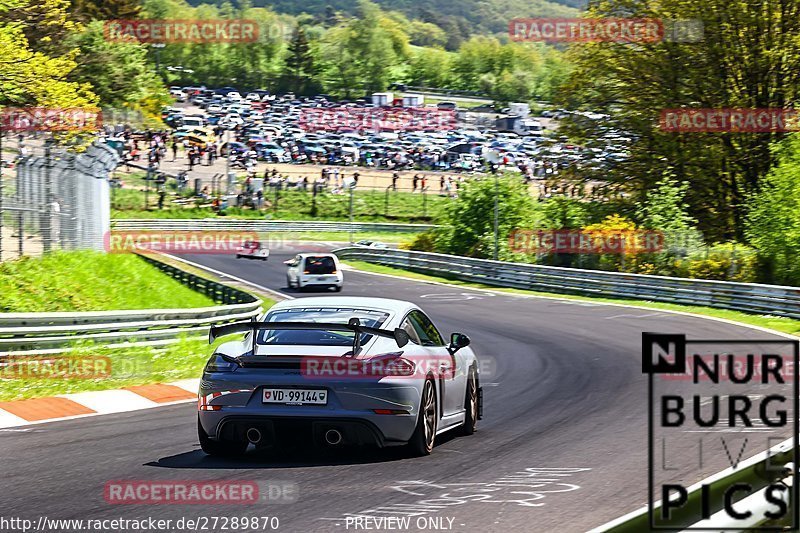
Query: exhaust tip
246 427 262 444
324 429 343 445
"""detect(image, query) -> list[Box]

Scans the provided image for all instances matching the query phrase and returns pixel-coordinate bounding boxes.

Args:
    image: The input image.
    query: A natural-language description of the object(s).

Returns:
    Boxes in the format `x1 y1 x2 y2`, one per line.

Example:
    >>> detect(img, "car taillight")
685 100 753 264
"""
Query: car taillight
205 354 238 373
373 409 411 415
382 357 416 377
198 393 222 411
303 270 310 274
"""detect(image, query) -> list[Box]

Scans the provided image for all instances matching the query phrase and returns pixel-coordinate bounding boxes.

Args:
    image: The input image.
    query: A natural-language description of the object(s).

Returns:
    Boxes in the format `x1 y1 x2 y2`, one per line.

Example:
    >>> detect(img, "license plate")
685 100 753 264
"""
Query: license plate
262 388 327 405
317 277 327 281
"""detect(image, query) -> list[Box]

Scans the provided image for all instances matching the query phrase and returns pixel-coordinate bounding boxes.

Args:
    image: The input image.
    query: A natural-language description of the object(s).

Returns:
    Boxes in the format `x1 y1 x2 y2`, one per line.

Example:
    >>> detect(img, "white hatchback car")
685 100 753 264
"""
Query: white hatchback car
285 253 343 291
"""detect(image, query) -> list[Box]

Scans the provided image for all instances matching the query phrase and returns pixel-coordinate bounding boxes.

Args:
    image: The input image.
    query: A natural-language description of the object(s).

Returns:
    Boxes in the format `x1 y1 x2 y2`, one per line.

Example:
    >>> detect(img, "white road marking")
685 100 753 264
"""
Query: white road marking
319 467 592 522
60 390 158 414
605 312 668 320
420 292 494 301
164 254 294 301
0 409 29 428
171 378 201 393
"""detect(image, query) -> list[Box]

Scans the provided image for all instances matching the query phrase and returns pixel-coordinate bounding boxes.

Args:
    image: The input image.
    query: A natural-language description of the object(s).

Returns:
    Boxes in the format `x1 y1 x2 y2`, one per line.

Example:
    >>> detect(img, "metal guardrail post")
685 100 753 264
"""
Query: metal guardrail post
42 139 52 253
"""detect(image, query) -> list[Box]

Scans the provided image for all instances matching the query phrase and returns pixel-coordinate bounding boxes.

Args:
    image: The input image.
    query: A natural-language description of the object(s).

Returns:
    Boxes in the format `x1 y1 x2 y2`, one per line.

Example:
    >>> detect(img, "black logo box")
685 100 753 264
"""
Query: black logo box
643 332 799 531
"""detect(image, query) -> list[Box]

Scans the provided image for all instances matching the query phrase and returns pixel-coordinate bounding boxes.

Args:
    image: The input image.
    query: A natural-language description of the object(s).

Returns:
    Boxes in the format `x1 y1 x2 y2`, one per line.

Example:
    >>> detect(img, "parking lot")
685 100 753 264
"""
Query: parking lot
99 88 628 198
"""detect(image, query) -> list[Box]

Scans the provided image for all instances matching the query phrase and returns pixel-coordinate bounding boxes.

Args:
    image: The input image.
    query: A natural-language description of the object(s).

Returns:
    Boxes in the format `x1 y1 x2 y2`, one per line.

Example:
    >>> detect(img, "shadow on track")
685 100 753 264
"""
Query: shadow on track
145 430 464 470
145 444 414 470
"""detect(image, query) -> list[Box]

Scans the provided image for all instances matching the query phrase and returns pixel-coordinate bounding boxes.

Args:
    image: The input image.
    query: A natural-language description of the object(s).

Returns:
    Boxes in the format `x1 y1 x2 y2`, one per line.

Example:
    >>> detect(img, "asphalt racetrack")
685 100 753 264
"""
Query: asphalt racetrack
1 244 792 532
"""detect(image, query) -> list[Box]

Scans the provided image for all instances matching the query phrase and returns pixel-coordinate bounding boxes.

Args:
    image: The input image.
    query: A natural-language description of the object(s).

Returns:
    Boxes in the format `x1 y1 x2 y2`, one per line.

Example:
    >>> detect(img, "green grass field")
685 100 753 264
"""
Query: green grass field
0 251 217 312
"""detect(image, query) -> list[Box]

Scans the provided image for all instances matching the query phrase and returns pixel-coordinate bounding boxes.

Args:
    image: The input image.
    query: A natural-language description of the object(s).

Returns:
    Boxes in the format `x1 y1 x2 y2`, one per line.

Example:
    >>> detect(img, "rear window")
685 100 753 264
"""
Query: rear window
257 308 389 346
304 256 336 274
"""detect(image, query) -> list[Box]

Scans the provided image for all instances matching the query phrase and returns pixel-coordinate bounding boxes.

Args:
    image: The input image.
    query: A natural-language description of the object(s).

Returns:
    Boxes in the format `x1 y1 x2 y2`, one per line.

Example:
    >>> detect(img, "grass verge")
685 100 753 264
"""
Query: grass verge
0 335 250 402
342 260 800 337
0 251 277 401
0 251 217 312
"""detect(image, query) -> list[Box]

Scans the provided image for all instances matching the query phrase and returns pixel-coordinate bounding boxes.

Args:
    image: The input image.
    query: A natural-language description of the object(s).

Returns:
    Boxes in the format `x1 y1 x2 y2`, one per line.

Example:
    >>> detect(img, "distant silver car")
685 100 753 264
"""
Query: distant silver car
355 240 388 249
198 297 482 457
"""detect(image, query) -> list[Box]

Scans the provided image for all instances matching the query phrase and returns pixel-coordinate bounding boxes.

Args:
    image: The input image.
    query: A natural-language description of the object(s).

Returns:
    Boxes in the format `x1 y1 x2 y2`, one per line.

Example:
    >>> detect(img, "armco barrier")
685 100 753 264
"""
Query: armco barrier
112 219 436 234
0 254 262 355
333 247 800 319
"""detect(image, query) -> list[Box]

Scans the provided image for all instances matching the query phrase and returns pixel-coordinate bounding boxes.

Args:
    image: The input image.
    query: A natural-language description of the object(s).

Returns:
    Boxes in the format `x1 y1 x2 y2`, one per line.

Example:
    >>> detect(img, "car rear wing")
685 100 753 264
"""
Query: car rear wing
209 319 410 354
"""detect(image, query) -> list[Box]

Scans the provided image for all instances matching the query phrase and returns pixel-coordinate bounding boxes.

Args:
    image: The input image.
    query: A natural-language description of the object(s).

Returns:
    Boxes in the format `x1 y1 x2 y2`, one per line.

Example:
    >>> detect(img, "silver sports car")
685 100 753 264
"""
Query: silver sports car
197 297 482 456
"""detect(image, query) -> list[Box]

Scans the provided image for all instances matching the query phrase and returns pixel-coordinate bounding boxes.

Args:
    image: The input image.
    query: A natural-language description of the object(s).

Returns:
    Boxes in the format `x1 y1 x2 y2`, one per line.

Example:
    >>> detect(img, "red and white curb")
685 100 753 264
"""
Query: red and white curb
0 378 199 428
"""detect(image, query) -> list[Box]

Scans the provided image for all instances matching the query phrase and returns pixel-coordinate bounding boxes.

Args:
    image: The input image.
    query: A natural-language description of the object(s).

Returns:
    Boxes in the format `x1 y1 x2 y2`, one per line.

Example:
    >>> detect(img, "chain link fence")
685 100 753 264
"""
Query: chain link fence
0 140 118 261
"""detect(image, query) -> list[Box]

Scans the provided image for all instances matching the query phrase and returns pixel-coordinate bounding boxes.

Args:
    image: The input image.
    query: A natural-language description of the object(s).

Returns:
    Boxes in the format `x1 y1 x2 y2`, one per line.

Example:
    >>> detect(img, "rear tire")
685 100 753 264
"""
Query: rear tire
408 380 437 456
461 367 478 436
198 417 247 457
334 285 343 292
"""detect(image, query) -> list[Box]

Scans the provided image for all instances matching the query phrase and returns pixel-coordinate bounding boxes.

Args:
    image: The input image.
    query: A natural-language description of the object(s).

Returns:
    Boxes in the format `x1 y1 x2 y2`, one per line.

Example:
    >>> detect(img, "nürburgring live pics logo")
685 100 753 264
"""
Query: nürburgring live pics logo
643 332 799 530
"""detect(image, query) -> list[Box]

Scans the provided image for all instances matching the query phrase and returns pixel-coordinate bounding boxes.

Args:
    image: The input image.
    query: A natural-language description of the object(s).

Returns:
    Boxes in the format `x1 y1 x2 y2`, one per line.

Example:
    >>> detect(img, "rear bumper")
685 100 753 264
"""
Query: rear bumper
298 276 343 288
213 415 396 447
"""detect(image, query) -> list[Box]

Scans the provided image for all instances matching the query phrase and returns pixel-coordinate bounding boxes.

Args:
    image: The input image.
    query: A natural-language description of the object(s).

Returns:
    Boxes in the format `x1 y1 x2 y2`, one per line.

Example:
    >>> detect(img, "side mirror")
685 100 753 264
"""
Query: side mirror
449 332 471 354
